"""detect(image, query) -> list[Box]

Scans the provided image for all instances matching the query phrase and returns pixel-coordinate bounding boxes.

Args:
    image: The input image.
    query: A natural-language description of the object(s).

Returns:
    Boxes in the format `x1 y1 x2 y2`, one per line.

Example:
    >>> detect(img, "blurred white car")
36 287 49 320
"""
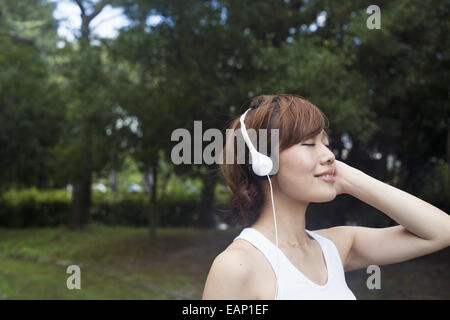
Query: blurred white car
128 183 142 193
92 183 108 193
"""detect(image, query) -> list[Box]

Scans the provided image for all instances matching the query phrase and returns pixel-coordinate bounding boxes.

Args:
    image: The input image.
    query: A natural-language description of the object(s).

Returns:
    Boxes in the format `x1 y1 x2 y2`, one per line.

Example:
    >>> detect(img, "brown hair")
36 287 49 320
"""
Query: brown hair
220 94 330 226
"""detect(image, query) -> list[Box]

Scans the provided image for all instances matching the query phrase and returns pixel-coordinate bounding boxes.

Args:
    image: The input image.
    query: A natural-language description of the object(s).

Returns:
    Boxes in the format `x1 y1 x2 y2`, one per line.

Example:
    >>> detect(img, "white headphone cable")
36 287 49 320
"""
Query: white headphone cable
266 174 279 299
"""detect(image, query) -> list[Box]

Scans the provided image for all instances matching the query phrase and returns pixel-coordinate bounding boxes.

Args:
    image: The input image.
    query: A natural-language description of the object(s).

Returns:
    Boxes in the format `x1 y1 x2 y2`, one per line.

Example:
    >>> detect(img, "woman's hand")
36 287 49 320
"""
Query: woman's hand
333 160 360 196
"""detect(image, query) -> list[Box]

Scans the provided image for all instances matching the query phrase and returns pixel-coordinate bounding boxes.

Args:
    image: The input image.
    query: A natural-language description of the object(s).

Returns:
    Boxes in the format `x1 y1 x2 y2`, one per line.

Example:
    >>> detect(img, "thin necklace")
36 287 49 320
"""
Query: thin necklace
252 224 310 248
287 240 306 248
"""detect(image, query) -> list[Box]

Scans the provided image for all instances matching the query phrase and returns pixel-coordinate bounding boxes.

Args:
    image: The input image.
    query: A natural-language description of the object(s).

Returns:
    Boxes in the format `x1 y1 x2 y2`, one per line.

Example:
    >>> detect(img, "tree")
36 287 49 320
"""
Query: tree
56 0 114 230
0 0 64 190
346 0 449 198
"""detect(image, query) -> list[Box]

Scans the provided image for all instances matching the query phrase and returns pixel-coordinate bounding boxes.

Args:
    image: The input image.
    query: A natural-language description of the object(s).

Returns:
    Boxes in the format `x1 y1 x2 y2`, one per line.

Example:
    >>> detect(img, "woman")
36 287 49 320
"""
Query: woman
202 94 450 300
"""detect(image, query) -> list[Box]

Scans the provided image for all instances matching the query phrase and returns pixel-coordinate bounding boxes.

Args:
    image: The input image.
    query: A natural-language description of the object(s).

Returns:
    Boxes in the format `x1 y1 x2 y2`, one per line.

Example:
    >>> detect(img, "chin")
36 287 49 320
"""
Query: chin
315 190 337 203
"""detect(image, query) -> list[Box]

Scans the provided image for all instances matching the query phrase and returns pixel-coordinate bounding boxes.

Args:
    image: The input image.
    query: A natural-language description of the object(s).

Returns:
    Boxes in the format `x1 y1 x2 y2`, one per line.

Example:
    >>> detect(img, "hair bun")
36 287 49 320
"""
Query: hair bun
232 176 263 226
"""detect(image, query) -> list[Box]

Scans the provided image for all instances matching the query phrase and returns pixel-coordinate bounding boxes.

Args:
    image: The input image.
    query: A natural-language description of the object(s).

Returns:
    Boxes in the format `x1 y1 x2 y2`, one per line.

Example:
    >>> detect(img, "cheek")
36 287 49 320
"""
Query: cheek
276 148 336 202
279 146 313 172
279 153 310 176
277 149 314 189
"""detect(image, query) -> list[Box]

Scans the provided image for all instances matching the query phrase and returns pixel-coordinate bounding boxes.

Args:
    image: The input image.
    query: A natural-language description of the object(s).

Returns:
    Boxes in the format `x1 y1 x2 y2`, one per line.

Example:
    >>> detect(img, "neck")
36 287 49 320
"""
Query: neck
251 179 313 249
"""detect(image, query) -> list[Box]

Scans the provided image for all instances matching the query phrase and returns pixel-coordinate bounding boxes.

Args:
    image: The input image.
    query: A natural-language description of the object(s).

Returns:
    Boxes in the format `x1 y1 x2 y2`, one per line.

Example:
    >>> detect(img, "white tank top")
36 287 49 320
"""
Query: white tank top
234 228 357 300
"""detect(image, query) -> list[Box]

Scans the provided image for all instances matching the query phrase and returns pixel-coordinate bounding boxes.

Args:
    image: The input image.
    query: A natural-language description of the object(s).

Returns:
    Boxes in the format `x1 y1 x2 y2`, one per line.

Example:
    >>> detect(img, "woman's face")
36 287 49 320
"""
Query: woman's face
275 130 337 204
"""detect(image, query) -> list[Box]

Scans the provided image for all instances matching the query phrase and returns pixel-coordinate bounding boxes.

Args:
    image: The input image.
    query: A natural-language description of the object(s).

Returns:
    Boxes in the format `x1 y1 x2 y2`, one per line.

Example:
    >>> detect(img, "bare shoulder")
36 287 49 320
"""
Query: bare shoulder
202 240 259 299
311 226 355 270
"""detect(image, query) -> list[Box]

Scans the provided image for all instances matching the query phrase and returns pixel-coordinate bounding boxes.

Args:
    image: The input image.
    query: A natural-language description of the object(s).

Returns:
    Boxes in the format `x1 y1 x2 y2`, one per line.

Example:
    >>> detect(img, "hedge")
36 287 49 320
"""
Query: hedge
0 188 209 228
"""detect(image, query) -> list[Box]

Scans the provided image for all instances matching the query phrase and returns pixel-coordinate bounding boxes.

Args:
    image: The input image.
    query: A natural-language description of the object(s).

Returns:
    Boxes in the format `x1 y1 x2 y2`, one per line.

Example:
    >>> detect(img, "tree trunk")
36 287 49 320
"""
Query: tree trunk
109 167 118 199
69 172 91 230
198 170 217 229
75 0 106 48
149 164 158 241
67 1 105 231
143 160 158 241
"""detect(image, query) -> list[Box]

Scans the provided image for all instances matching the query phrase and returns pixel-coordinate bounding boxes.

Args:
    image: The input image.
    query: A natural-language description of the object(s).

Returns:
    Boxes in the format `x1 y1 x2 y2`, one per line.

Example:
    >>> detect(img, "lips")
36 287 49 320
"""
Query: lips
316 175 335 183
314 169 335 177
315 170 335 183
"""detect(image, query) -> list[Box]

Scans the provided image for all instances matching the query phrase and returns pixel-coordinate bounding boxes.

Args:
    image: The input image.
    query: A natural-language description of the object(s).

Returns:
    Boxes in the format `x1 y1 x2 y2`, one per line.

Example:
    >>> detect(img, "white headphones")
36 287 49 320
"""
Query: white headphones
239 107 280 299
239 109 274 176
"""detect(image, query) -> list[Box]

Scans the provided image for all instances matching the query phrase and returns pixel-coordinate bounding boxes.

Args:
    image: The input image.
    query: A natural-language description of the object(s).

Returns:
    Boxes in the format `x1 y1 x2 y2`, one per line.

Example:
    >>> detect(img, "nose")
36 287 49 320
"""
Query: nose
320 145 335 165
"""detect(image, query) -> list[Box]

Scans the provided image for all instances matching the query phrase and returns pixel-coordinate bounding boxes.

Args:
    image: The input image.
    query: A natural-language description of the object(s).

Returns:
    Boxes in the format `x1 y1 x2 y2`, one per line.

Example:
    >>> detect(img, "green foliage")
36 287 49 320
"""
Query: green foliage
53 44 118 181
1 187 70 205
0 37 64 188
0 186 205 228
0 0 58 51
345 0 450 189
0 188 70 227
253 35 376 145
0 0 64 190
419 160 449 211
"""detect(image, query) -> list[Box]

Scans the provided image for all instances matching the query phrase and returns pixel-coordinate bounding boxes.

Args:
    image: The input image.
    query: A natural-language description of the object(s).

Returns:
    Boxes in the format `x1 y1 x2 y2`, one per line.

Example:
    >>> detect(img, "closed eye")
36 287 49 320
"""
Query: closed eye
302 144 332 148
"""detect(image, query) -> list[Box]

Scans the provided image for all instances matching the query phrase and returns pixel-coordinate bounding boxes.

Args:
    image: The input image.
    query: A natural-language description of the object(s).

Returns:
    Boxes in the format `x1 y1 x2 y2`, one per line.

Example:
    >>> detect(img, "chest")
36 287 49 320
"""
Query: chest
254 242 329 299
281 242 329 286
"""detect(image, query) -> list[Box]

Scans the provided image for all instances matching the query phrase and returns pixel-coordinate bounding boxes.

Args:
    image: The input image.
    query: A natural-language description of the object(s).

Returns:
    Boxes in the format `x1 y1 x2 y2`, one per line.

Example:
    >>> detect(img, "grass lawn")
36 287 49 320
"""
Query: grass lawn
0 223 234 299
0 223 448 299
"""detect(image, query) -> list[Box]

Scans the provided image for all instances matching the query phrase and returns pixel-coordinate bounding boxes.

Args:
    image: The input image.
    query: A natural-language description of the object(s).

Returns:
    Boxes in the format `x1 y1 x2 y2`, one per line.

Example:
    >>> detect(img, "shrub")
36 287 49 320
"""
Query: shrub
0 188 70 227
0 188 202 228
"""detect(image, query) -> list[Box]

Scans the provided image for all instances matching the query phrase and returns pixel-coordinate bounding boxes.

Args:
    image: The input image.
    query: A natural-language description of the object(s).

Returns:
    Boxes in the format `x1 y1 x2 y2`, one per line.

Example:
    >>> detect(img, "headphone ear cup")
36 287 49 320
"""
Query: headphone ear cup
251 151 273 176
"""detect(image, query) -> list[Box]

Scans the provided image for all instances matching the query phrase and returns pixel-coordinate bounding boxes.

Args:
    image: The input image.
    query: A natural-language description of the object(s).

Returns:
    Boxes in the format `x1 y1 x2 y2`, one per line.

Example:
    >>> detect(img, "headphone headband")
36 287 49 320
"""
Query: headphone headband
239 108 273 176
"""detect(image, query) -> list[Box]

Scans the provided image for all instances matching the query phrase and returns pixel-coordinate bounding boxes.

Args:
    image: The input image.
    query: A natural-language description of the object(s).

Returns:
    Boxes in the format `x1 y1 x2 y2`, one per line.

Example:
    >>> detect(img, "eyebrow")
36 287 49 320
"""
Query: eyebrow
304 130 329 142
320 131 329 142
